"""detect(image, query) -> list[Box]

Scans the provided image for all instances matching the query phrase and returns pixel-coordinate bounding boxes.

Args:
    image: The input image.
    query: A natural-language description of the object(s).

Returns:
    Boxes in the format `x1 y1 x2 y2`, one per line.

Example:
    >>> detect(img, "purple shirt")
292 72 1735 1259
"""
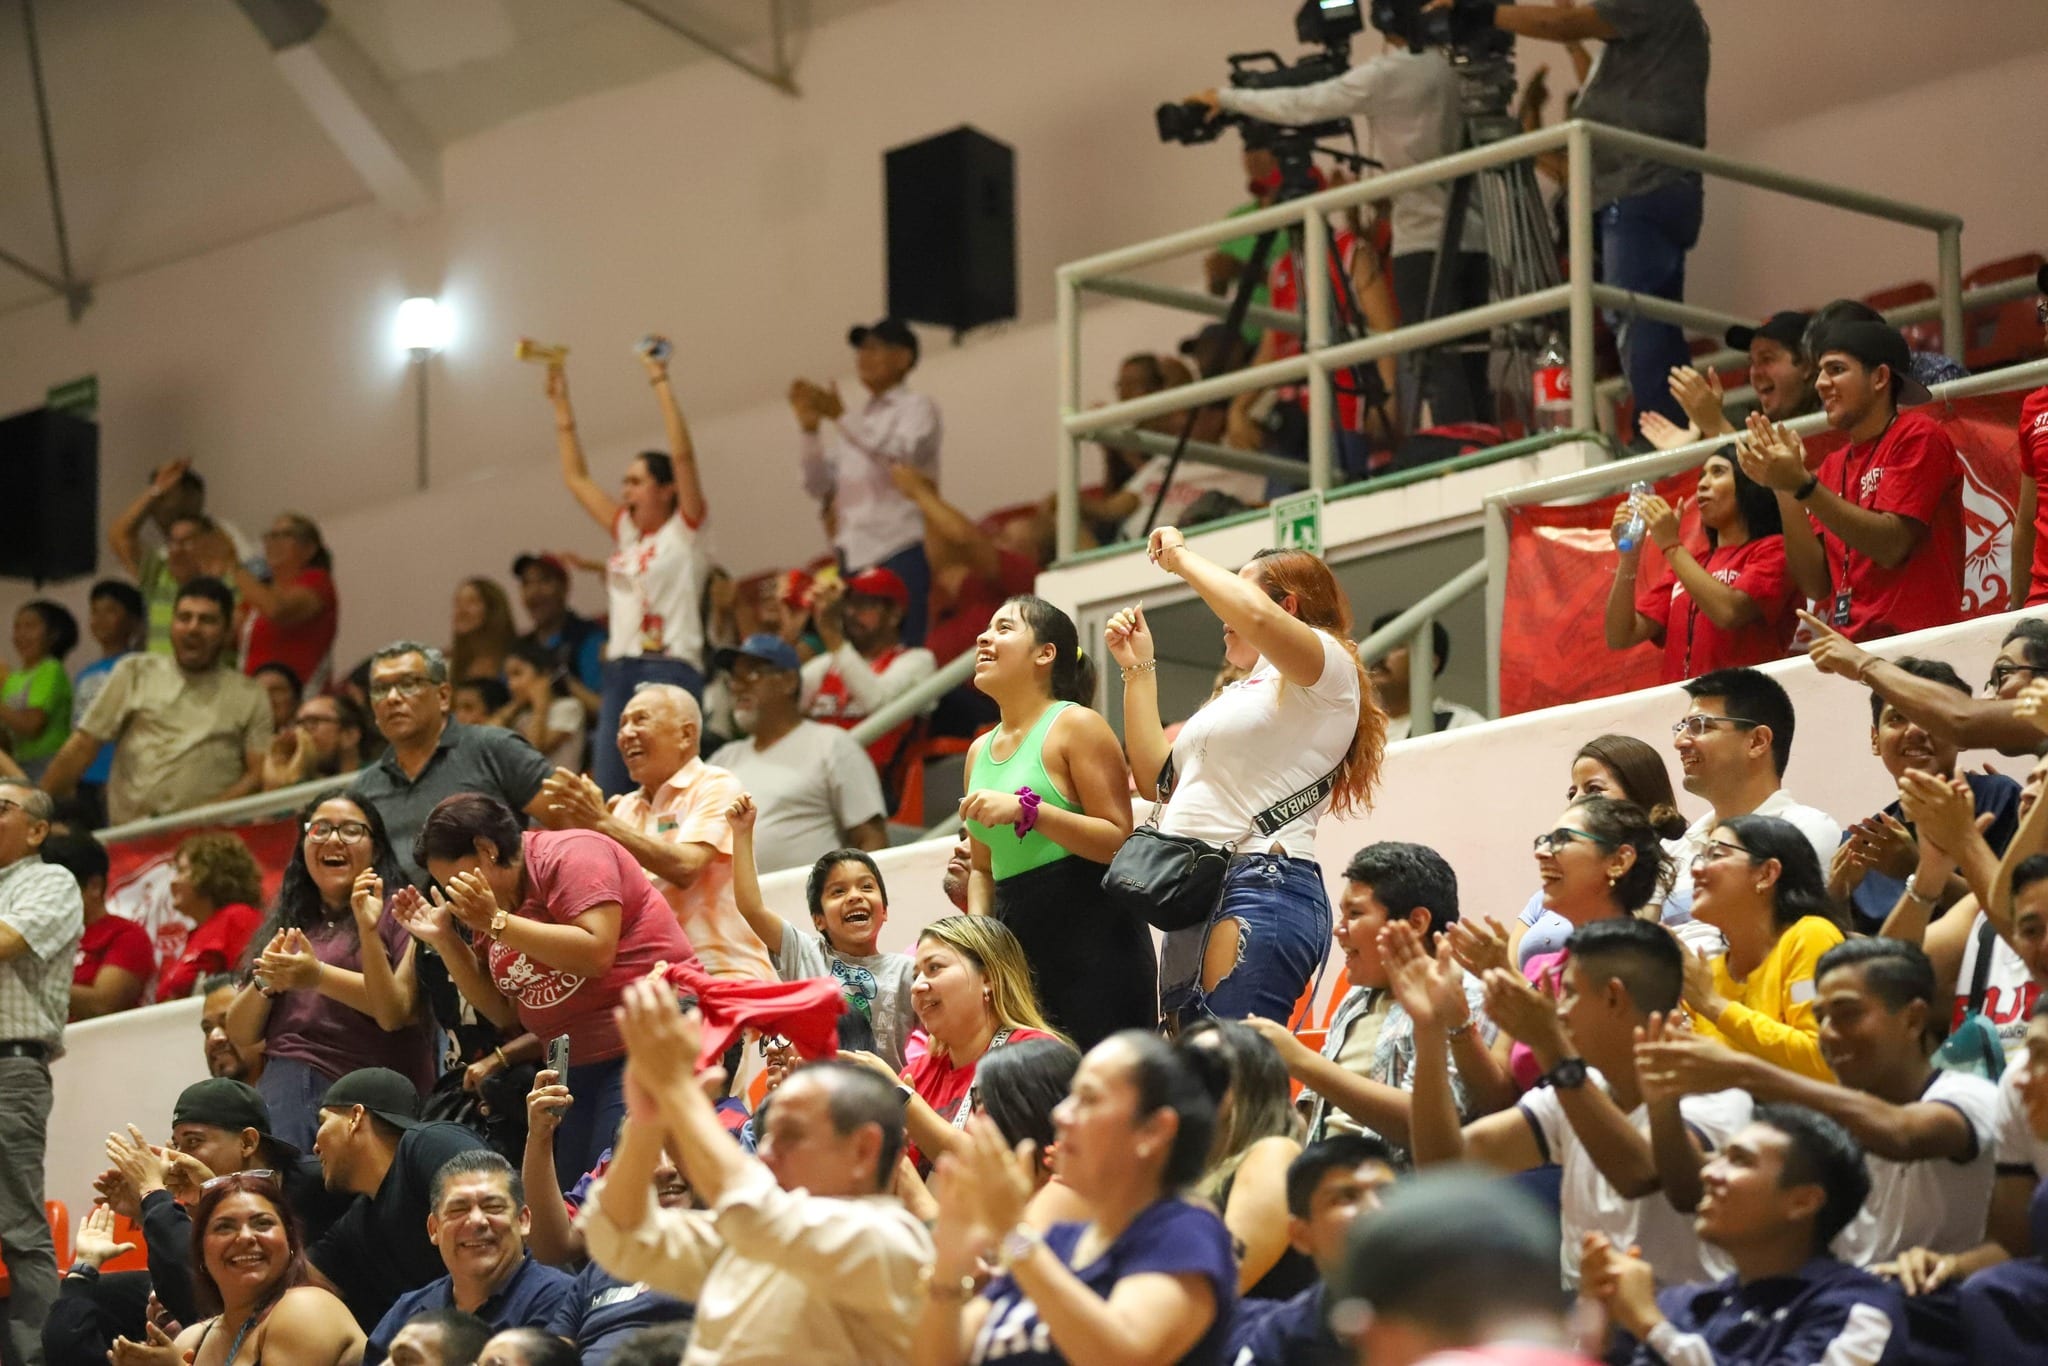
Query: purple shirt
265 904 433 1091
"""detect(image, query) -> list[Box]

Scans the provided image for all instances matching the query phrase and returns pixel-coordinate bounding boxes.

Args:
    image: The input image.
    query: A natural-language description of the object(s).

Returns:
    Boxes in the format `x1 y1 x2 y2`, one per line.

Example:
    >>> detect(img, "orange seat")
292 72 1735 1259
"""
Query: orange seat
1282 963 1352 1101
0 1202 78 1295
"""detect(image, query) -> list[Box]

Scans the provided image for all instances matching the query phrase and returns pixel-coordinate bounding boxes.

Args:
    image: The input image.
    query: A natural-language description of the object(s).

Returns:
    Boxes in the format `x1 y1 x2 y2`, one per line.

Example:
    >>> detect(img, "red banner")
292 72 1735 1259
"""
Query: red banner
1499 392 2029 716
105 817 301 993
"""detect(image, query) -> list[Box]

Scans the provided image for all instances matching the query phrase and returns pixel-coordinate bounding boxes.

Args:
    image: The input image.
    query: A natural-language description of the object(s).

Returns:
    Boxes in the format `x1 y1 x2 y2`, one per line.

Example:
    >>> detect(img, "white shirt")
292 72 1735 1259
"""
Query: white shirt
1663 789 1843 920
1992 1051 2048 1178
708 722 888 874
800 642 938 725
1116 453 1264 545
1520 1077 1751 1288
607 508 708 668
1953 910 2040 1058
800 385 941 571
1216 49 1482 257
1832 1068 2000 1266
1383 698 1487 743
1158 630 1360 861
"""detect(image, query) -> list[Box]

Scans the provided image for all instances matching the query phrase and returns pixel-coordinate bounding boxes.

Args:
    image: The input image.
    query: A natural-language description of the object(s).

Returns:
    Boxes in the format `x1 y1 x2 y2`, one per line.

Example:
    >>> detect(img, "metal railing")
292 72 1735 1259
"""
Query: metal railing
1357 557 1490 738
1478 355 2048 713
95 771 359 846
1055 117 1967 562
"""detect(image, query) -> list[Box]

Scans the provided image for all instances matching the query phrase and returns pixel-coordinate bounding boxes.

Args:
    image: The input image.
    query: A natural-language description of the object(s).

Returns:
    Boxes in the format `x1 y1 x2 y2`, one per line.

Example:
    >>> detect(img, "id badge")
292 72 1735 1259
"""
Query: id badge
1830 588 1852 628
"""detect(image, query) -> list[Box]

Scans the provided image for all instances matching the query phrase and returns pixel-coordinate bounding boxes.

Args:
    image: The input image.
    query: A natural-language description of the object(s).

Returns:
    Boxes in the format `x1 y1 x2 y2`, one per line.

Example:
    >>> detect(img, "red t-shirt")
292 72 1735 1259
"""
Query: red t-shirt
899 1026 1053 1169
1268 230 1365 430
1809 408 1962 640
74 913 158 993
1633 535 1796 682
156 903 263 1003
244 567 338 684
483 829 699 1064
927 548 1039 667
2020 387 2048 607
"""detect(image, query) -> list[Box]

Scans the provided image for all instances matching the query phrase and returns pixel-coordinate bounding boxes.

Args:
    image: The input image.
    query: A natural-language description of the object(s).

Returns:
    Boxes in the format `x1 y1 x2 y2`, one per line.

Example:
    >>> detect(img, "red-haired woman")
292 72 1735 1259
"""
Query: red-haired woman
113 1172 363 1366
1107 532 1385 1027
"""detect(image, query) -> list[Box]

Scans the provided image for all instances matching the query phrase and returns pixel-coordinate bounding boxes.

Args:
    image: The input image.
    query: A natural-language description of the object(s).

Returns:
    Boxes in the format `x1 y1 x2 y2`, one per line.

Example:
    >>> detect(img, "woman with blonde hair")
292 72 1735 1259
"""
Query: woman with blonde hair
846 914 1062 1173
1182 1017 1311 1300
1108 534 1385 1027
449 577 517 683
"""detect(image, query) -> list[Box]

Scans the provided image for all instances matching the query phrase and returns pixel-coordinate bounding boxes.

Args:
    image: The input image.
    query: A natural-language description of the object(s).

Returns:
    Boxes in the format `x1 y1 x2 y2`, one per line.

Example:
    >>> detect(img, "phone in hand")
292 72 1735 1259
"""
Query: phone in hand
546 1034 572 1078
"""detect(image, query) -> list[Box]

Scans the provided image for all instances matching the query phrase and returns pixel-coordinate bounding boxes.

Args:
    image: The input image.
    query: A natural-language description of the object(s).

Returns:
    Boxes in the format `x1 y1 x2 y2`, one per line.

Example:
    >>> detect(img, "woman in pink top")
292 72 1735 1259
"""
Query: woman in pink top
1453 796 1674 1092
396 792 698 1186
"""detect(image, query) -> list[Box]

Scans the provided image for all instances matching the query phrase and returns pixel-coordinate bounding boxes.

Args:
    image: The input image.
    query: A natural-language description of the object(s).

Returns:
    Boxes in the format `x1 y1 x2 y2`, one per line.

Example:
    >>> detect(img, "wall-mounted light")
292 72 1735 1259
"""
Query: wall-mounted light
395 296 449 489
395 296 452 356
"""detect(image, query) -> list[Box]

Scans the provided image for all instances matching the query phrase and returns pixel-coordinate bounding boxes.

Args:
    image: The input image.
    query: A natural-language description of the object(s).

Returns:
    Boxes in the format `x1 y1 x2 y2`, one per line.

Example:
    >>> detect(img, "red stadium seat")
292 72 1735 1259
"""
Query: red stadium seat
1862 280 1941 355
1962 252 2047 371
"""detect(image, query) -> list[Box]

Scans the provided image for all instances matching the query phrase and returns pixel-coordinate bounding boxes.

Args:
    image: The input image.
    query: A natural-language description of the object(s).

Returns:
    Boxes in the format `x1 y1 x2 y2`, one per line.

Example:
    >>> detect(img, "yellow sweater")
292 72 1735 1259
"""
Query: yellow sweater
1691 915 1844 1082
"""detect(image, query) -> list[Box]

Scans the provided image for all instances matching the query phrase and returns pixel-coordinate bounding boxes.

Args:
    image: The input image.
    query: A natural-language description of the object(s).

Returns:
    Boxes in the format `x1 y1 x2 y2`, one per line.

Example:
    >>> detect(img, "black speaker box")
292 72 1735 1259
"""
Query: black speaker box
885 125 1016 336
0 407 98 583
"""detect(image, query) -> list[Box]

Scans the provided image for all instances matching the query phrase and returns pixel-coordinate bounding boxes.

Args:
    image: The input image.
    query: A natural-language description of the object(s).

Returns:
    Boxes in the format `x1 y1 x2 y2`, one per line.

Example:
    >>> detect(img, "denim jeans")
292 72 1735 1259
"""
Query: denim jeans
867 541 931 648
594 656 704 797
255 1054 334 1152
1160 853 1333 1028
1600 176 1704 431
553 1052 628 1192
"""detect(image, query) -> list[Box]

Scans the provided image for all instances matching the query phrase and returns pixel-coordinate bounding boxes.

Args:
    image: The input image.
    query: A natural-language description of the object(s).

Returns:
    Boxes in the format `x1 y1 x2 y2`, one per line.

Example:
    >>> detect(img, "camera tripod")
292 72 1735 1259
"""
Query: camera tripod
1401 52 1566 437
1142 136 1394 535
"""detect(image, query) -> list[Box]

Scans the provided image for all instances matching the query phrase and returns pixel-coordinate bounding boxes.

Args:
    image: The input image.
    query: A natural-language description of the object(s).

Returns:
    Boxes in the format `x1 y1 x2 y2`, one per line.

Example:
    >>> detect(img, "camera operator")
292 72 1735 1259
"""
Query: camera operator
1186 2 1490 429
1433 0 1710 436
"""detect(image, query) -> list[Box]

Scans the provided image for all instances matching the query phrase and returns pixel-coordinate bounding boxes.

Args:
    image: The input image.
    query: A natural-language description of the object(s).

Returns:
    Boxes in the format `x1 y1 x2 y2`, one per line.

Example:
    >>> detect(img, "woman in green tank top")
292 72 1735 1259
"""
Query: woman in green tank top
959 597 1157 1046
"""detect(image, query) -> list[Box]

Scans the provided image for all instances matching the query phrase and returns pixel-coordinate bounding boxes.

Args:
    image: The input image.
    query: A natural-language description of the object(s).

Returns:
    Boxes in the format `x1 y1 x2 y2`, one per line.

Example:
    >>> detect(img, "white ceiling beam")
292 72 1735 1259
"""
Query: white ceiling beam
238 1 441 220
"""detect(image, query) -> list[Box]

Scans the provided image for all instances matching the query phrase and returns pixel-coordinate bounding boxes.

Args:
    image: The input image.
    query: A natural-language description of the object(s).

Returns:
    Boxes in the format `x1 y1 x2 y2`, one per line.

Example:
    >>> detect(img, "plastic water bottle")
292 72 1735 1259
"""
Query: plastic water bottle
1616 480 1652 553
1532 331 1572 432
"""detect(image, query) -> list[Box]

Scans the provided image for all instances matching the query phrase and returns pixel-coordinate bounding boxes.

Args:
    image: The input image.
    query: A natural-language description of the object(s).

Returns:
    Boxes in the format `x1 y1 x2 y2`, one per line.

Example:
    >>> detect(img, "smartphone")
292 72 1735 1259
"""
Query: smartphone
546 1034 571 1078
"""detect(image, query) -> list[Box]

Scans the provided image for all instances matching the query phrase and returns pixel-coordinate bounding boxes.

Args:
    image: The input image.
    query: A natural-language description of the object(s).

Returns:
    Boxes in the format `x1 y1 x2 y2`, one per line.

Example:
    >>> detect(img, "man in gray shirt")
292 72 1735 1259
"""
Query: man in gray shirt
1453 0 1710 432
1192 13 1490 426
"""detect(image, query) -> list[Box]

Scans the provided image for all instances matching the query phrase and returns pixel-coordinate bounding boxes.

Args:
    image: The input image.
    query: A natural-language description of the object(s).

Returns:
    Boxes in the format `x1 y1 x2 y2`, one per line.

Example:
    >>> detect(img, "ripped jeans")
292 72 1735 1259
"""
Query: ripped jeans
1160 852 1332 1030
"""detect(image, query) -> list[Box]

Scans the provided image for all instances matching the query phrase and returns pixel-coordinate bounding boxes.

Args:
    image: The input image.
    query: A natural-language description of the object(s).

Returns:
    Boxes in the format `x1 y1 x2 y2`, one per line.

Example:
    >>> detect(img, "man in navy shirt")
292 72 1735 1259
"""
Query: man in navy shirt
1836 657 2023 932
543 1149 693 1366
1227 1134 1395 1366
1583 1103 1908 1365
368 1151 573 1362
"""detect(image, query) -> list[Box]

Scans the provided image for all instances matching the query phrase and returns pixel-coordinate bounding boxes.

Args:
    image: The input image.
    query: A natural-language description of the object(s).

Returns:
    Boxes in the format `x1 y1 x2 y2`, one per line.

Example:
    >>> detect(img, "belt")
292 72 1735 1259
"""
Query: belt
0 1040 51 1061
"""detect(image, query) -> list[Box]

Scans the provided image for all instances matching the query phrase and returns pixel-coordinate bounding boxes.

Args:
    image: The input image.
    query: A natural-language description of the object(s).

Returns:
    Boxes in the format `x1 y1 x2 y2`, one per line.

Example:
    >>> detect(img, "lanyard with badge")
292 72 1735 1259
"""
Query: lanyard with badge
1823 412 1898 627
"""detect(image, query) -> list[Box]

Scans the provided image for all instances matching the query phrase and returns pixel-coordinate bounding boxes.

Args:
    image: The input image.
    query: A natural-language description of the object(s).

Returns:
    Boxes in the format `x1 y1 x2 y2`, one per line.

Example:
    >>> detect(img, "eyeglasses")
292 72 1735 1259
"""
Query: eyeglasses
200 1169 276 1191
368 676 435 700
1690 839 1754 870
1532 828 1616 856
1671 714 1762 739
1988 662 2039 692
307 820 370 843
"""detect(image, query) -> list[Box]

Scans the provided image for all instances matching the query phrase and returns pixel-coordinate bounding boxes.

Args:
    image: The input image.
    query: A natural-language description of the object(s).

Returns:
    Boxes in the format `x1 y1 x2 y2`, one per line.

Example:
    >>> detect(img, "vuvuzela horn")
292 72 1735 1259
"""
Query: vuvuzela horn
515 337 569 365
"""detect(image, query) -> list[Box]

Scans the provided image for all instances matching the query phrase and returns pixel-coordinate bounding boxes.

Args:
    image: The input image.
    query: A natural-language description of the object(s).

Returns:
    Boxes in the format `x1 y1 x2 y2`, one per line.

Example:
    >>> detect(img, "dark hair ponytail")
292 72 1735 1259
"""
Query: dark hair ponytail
1005 595 1096 705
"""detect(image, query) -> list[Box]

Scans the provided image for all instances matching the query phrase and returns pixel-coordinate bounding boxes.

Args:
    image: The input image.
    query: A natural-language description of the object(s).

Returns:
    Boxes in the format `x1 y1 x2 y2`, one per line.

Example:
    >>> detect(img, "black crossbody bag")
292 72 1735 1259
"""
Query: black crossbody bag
1101 753 1342 932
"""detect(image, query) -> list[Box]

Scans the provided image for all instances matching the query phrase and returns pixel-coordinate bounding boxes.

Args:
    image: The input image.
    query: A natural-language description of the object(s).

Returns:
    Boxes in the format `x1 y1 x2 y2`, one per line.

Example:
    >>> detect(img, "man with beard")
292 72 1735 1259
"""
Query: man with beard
200 974 263 1082
800 567 935 798
707 635 885 873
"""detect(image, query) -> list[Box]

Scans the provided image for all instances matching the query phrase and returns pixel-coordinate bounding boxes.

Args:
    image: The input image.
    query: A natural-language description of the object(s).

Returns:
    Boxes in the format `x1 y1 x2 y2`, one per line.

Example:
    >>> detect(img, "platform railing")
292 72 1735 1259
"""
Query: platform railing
1055 118 1966 562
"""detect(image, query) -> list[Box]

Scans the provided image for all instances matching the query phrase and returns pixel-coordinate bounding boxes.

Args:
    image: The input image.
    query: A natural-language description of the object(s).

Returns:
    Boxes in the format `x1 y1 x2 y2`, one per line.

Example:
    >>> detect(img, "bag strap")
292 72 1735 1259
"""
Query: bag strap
1157 753 1344 840
1967 915 1999 1016
951 1028 1015 1128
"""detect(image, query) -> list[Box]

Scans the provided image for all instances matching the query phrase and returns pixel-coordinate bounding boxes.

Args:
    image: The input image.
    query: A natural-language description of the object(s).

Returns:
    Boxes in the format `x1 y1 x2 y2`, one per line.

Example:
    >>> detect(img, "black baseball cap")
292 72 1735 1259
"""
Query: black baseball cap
1810 318 1934 406
321 1067 423 1131
512 552 570 583
1326 1168 1561 1340
173 1078 301 1161
848 317 919 365
1726 310 1812 355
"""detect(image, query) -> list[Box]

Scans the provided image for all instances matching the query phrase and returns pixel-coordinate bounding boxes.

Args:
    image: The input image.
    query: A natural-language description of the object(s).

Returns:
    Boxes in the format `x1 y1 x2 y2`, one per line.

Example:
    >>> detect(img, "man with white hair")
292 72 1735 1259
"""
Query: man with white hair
540 684 773 980
0 778 83 1366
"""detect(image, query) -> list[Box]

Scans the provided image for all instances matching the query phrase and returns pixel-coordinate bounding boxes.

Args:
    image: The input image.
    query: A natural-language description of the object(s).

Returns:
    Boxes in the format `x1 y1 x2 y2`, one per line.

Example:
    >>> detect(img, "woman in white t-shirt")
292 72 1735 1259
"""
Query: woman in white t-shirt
1107 531 1386 1027
547 341 709 796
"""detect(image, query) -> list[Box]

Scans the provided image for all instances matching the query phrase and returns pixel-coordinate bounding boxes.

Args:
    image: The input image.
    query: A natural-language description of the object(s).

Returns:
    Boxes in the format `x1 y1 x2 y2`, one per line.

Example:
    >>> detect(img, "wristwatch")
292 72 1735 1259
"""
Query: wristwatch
995 1224 1042 1272
488 908 510 936
1545 1057 1590 1090
1793 474 1820 501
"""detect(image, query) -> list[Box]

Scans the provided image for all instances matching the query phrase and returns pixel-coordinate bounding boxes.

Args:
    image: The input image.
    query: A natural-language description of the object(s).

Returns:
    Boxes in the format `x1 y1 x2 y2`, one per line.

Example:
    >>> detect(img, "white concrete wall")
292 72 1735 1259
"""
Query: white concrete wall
47 606 2035 1213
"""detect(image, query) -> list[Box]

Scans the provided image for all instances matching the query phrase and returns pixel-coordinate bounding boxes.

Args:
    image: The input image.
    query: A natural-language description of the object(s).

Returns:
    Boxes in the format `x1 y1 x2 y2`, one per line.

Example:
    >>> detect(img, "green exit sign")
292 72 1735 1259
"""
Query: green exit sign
46 375 97 418
1269 489 1322 556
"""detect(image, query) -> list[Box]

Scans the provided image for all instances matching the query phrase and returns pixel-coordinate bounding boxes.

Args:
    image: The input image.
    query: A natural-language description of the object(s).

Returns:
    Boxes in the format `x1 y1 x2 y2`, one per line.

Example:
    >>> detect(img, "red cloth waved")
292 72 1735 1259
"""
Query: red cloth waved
661 959 845 1068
